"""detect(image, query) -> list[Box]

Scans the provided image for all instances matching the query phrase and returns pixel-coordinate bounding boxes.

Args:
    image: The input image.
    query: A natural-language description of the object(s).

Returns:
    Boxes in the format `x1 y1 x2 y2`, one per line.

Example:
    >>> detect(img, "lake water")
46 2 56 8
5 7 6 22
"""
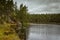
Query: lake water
27 24 60 40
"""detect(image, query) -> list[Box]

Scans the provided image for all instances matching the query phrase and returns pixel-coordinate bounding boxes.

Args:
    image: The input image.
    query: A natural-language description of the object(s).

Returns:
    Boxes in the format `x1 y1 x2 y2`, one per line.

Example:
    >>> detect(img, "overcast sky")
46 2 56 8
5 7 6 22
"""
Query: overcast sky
14 0 60 14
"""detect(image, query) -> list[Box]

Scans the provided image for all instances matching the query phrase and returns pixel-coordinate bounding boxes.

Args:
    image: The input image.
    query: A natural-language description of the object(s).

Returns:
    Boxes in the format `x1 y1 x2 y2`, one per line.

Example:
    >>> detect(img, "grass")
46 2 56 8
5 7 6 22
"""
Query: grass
0 23 20 40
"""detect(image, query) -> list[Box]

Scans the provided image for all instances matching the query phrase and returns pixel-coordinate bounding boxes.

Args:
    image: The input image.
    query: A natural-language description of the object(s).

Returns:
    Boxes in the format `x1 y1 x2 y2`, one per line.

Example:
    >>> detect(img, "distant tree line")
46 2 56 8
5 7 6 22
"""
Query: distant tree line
29 14 60 24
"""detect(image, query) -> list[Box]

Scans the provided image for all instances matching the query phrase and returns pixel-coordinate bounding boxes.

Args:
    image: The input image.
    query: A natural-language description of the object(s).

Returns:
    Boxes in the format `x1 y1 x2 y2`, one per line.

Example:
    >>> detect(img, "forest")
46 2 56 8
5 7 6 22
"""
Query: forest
29 14 60 24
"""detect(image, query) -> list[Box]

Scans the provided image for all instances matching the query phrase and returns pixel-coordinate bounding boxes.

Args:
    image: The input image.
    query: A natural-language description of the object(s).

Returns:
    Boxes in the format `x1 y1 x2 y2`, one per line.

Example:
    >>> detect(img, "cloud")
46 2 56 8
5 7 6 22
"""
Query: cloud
14 0 60 14
30 3 60 13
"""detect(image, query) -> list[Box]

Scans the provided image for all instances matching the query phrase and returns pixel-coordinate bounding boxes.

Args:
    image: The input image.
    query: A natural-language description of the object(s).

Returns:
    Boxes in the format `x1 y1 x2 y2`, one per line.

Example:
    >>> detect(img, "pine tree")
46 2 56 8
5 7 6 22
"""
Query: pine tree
6 0 14 15
17 4 29 40
0 0 6 15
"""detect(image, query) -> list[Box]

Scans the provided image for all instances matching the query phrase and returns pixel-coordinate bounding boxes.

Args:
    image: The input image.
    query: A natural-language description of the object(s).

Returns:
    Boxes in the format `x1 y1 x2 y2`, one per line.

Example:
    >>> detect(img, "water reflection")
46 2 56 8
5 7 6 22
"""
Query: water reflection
27 24 60 40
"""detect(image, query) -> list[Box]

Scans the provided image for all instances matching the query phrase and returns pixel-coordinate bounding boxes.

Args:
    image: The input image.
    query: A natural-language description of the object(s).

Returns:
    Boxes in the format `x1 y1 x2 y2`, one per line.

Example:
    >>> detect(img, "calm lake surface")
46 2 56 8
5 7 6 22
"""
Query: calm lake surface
27 24 60 40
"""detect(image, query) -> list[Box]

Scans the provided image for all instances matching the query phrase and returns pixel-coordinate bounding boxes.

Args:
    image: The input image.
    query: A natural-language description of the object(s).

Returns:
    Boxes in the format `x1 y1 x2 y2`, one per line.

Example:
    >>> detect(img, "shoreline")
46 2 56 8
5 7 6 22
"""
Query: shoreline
29 23 60 25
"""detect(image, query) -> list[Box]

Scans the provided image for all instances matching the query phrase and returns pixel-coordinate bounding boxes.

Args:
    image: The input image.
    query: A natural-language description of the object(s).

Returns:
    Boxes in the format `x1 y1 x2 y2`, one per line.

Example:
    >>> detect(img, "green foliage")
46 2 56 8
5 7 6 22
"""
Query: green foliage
16 4 29 27
0 0 30 40
30 14 60 24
